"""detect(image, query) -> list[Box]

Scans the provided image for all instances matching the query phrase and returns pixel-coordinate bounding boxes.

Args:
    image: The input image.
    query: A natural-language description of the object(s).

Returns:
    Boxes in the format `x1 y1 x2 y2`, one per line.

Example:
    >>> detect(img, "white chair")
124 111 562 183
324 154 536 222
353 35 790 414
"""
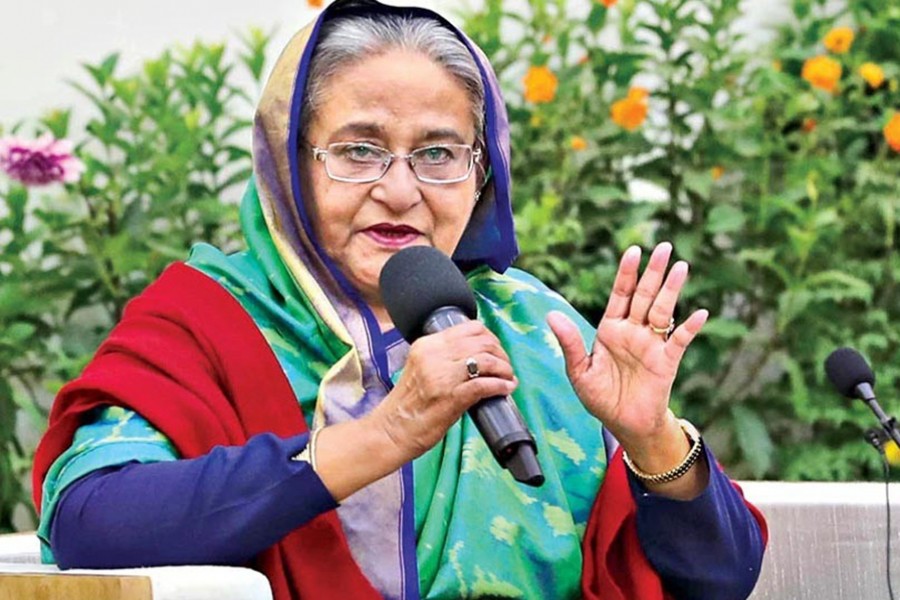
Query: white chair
0 532 273 600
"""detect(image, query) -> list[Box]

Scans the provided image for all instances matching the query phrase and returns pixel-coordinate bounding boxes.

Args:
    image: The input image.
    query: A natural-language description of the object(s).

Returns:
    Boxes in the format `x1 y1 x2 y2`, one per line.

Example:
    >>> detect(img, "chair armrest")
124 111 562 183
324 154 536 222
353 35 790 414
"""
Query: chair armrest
0 562 273 600
0 532 41 563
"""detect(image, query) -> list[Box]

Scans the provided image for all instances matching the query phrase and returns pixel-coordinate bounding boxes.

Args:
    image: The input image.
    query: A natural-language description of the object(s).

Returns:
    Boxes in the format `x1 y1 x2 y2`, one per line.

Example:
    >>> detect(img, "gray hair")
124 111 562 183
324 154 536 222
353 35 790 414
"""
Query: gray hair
301 13 486 149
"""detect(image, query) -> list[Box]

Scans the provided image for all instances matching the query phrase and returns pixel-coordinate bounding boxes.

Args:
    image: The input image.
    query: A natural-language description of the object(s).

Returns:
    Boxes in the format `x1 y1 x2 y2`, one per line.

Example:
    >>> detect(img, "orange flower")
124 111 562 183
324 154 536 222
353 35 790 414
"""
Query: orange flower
523 66 558 104
802 118 817 132
885 114 900 152
711 166 724 181
599 0 617 6
801 56 842 94
859 62 885 89
823 27 854 54
307 0 324 7
578 55 590 66
610 87 649 131
570 136 588 151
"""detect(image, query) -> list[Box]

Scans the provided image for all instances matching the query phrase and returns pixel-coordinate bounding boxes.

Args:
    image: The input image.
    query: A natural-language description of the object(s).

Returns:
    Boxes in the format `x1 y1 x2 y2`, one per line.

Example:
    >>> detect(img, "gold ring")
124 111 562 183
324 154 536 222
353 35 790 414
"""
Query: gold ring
649 318 675 339
465 357 480 379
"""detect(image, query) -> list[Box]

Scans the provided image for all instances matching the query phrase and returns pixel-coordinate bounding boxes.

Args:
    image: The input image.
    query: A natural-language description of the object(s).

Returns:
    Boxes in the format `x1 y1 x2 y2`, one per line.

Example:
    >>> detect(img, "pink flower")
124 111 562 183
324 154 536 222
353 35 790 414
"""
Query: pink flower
0 134 85 186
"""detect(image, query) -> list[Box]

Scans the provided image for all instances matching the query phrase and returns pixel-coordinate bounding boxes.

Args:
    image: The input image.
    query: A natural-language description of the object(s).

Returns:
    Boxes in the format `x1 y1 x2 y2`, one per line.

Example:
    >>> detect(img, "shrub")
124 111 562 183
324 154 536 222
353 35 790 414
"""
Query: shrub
0 29 270 531
460 0 900 480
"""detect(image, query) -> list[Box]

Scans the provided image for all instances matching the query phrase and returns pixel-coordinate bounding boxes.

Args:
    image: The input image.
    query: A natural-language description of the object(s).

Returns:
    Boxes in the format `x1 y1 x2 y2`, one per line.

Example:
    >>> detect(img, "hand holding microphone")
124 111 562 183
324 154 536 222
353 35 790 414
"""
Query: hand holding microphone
378 246 544 486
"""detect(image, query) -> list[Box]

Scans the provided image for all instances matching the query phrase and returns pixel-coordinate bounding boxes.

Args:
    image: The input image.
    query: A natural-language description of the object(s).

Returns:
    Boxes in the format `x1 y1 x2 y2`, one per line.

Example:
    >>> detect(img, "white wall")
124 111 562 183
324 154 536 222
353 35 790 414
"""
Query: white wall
0 0 791 128
0 0 470 126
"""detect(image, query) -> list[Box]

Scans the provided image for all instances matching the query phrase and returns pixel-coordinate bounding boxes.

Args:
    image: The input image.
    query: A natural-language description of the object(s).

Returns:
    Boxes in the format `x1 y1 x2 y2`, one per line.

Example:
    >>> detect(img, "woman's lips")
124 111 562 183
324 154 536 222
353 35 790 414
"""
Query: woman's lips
363 223 422 247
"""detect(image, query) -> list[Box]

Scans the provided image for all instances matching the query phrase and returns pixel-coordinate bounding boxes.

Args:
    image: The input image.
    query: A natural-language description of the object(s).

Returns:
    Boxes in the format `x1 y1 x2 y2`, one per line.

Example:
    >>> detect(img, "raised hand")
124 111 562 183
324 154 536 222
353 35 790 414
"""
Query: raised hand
547 242 708 492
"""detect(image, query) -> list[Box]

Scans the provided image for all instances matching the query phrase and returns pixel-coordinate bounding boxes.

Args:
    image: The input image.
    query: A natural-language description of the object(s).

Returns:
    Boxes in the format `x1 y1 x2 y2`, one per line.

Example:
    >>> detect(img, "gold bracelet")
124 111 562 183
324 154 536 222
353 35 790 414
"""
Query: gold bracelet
291 427 323 472
622 419 703 485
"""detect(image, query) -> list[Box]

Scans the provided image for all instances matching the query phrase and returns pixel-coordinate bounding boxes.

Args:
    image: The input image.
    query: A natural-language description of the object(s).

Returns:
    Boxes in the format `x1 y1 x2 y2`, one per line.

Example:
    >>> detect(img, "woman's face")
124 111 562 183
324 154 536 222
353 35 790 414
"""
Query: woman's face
302 49 480 310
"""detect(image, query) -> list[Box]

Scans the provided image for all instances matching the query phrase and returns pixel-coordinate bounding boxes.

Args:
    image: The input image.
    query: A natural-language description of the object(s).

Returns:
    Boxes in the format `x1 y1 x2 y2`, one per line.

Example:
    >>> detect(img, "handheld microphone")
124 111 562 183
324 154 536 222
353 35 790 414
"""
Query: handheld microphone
380 246 544 487
824 347 900 448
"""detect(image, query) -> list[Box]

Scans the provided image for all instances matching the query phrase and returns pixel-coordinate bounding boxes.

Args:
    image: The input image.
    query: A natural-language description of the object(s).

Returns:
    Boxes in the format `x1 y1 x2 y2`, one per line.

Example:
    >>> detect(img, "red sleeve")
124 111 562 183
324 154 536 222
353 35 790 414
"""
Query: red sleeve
581 448 768 600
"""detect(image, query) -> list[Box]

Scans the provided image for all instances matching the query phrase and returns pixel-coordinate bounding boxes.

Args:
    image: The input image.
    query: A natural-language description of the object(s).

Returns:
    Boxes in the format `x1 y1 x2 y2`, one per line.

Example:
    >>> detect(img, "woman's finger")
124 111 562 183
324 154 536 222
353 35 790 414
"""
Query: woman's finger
646 260 689 330
547 311 589 383
664 309 709 363
442 320 514 365
602 246 642 320
459 352 516 383
627 242 672 325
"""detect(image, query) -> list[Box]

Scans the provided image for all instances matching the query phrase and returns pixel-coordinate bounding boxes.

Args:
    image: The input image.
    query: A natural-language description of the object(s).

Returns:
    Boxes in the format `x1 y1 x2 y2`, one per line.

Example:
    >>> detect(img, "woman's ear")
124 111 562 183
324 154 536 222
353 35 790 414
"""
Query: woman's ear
476 164 492 201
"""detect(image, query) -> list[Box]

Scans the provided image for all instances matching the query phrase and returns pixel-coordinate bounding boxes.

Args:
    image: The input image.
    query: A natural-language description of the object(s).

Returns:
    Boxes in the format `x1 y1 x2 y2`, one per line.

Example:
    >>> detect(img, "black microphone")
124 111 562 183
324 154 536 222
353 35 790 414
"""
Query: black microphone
824 347 900 447
380 246 544 487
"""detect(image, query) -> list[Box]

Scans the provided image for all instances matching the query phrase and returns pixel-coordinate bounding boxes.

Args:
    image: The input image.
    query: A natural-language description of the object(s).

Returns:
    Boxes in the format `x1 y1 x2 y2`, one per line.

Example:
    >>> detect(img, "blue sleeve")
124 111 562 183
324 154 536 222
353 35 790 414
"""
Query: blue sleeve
50 431 338 569
629 444 765 600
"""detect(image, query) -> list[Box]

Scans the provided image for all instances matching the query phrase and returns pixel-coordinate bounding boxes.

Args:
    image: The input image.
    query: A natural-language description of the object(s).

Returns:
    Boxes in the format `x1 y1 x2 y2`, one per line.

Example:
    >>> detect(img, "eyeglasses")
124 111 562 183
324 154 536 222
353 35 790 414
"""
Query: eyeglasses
309 142 481 184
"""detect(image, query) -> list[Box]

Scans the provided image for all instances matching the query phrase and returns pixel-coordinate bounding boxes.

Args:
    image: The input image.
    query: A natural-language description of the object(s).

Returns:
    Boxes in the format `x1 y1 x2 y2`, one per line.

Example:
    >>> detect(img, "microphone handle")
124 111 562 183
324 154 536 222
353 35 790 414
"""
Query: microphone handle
857 383 900 447
422 307 544 486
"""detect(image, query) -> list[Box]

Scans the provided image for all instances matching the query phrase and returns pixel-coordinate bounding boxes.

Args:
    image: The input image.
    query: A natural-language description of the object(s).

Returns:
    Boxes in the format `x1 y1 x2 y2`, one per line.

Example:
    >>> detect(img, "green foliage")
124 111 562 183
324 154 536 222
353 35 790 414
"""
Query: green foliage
0 32 270 532
461 0 900 480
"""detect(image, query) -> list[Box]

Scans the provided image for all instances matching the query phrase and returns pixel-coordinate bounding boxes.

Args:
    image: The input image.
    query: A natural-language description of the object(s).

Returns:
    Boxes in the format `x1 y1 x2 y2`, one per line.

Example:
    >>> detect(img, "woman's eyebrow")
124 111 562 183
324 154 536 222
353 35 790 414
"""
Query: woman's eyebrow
419 128 467 144
330 122 385 140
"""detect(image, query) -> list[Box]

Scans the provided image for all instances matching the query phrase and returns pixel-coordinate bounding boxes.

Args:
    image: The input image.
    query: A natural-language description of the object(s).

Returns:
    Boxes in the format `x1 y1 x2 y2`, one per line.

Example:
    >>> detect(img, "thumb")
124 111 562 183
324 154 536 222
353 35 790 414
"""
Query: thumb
547 311 589 382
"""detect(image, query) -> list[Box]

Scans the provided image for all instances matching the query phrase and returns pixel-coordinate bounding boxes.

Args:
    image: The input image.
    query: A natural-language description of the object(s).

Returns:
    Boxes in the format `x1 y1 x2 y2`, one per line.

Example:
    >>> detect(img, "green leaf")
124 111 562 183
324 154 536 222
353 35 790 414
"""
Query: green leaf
587 3 607 33
706 205 746 234
701 317 749 339
731 405 775 477
83 53 120 87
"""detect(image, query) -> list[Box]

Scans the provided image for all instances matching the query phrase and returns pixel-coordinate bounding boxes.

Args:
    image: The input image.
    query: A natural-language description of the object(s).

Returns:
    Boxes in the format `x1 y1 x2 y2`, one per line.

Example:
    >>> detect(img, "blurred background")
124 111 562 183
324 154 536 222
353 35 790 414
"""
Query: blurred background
1 0 898 533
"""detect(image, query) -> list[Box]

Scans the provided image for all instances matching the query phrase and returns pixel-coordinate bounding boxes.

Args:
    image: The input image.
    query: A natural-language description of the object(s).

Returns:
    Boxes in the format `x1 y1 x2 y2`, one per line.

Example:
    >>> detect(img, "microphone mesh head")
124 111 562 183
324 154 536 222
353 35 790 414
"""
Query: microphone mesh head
824 347 876 398
379 246 477 342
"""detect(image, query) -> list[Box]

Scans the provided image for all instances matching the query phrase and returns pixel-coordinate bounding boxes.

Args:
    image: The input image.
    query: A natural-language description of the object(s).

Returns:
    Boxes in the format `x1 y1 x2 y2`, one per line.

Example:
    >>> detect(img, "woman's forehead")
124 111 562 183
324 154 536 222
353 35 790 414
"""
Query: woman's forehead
308 50 476 142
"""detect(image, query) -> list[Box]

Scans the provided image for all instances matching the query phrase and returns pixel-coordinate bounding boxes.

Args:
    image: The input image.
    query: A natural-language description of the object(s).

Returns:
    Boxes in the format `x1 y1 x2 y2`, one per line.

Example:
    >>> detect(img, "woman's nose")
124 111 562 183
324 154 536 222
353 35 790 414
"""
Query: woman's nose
370 157 422 212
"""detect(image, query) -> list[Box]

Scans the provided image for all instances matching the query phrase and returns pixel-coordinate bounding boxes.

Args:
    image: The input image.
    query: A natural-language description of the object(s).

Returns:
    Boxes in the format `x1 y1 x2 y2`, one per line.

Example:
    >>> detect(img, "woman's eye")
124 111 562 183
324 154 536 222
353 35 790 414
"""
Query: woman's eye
419 146 453 163
341 145 382 161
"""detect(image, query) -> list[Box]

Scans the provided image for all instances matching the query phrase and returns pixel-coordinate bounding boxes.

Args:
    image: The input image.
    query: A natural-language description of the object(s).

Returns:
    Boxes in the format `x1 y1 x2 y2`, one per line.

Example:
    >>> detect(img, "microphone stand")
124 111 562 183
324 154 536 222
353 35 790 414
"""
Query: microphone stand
864 398 900 449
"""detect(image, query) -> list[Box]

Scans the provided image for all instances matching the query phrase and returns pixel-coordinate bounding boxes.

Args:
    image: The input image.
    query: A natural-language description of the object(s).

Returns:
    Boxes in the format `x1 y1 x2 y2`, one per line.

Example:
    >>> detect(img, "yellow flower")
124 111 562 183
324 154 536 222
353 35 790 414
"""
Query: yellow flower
611 87 649 131
801 55 842 94
599 0 617 6
530 114 543 127
823 27 854 54
307 0 324 7
772 60 783 72
570 136 588 151
523 66 558 104
885 114 900 152
711 166 724 181
859 62 885 89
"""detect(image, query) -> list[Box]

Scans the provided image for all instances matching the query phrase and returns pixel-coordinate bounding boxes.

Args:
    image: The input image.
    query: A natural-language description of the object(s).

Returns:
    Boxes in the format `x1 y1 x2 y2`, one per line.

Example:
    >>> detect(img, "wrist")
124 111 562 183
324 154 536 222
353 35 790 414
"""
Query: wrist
623 418 703 484
618 411 691 474
313 415 409 502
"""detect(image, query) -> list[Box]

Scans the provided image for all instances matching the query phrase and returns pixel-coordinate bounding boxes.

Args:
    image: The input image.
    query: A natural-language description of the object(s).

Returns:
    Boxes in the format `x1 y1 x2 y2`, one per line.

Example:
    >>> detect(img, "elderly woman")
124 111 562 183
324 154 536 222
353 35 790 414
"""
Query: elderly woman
33 1 766 599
